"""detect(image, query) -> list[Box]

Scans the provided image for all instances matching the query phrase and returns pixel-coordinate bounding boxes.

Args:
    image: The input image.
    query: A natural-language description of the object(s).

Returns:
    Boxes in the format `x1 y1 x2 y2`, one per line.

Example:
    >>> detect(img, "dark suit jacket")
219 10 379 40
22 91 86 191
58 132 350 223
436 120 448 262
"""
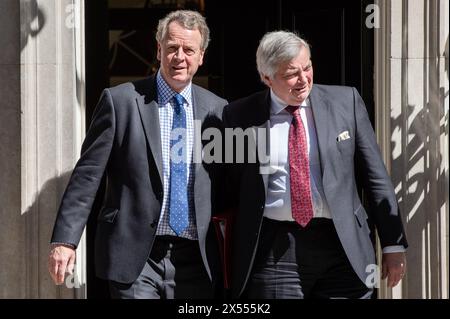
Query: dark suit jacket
222 84 408 298
51 75 227 284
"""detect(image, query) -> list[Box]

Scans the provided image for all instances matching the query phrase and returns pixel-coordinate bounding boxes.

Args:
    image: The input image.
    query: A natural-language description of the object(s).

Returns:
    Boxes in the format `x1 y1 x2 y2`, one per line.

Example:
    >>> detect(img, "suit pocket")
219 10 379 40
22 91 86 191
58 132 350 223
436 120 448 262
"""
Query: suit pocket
354 204 369 233
336 138 353 154
97 207 119 223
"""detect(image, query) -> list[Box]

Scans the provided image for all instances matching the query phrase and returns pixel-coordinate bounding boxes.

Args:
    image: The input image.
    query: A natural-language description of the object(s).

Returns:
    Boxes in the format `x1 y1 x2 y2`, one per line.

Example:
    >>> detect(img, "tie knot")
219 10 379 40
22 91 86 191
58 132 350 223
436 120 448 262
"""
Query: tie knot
285 105 299 115
173 93 184 107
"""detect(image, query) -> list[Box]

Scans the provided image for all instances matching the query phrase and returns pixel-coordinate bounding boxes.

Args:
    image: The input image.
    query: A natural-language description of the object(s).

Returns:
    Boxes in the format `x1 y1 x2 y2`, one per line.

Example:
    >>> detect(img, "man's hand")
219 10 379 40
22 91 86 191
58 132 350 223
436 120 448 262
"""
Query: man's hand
48 244 76 285
381 252 406 288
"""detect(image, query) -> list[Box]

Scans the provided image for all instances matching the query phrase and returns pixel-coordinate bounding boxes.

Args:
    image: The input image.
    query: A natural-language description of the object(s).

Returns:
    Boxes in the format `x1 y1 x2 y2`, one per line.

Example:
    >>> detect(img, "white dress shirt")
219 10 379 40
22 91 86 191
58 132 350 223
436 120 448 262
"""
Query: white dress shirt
263 89 404 254
263 90 331 221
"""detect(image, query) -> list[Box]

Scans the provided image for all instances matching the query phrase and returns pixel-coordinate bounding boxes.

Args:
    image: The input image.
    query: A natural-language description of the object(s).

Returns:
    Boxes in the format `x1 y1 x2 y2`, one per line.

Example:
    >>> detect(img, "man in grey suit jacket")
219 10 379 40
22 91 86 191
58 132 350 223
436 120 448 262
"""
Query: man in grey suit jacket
223 31 407 298
48 10 227 299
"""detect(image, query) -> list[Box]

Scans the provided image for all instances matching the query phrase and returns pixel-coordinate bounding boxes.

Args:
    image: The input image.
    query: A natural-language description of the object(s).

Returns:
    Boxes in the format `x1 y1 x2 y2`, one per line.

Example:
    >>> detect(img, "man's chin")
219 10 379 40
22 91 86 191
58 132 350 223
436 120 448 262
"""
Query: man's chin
170 73 189 82
288 94 309 105
167 76 190 91
297 91 311 102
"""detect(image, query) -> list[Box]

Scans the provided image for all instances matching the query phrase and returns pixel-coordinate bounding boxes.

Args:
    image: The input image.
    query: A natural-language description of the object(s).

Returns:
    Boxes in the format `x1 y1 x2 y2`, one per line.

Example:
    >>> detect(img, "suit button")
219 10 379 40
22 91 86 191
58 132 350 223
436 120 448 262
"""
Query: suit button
150 219 158 228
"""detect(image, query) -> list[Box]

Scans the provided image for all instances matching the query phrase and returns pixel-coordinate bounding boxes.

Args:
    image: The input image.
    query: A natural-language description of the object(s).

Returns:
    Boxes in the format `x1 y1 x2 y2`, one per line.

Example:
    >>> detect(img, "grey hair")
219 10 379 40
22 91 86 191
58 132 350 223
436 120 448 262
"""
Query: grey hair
256 31 311 81
156 10 210 51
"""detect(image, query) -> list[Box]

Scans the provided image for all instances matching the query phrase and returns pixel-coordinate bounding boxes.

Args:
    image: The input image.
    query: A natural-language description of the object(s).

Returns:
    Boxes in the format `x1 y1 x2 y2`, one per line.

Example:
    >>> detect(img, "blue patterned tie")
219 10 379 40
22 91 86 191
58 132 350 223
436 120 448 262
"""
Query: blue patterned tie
169 93 189 235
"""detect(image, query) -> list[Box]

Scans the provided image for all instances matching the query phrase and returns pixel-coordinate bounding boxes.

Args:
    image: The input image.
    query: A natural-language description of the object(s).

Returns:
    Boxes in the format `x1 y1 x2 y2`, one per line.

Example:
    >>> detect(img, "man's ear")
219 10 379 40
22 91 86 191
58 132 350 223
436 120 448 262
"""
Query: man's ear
157 42 161 61
198 50 205 66
262 75 272 87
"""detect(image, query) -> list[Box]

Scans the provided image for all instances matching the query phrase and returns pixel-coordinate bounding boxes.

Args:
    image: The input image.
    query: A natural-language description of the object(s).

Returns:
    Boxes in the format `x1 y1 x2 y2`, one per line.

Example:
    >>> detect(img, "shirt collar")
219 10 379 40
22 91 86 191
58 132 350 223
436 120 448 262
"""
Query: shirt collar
156 69 192 106
270 89 310 115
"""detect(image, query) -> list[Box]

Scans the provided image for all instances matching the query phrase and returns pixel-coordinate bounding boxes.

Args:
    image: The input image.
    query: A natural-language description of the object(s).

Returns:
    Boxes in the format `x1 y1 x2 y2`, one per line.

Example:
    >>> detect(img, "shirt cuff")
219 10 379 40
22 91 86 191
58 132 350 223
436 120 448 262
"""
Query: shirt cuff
382 245 406 254
51 242 76 249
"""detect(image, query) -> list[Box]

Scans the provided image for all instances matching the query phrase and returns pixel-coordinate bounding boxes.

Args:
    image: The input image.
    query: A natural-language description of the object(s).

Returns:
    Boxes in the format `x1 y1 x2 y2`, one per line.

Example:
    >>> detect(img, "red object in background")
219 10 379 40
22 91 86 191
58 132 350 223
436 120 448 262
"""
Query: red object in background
212 210 234 289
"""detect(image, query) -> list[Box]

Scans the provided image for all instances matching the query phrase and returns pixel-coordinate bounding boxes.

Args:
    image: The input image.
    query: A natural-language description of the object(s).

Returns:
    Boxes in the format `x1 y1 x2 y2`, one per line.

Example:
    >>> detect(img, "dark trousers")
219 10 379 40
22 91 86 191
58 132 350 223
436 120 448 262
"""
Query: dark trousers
109 235 213 299
245 218 372 299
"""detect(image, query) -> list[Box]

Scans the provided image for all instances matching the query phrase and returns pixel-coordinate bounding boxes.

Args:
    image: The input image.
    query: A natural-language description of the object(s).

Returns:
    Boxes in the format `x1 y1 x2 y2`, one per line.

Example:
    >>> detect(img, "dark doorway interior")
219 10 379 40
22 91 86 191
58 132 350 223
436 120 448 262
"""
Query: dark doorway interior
84 0 374 298
206 0 374 119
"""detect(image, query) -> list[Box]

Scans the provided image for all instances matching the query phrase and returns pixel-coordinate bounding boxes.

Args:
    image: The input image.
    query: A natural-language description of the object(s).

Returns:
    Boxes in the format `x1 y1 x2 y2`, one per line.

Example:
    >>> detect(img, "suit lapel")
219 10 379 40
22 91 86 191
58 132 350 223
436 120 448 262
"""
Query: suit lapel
191 85 211 174
191 85 218 241
136 76 164 183
191 85 210 120
309 85 330 179
253 90 272 195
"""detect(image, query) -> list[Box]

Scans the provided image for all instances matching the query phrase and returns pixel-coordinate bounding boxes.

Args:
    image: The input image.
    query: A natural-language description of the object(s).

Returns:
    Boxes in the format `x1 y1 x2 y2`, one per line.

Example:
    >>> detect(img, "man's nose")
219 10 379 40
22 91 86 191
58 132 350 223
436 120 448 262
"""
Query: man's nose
174 47 185 60
298 71 308 83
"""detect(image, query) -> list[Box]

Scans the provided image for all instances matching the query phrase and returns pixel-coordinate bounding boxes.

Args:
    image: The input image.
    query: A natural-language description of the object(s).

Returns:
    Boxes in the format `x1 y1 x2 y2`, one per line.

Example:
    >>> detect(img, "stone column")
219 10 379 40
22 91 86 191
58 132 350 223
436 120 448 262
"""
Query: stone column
375 0 449 299
0 0 86 298
0 0 23 299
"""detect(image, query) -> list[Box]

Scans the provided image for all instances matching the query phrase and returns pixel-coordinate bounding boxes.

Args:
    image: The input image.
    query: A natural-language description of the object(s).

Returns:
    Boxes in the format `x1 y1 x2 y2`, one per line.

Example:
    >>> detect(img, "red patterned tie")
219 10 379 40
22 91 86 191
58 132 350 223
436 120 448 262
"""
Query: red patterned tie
286 105 314 227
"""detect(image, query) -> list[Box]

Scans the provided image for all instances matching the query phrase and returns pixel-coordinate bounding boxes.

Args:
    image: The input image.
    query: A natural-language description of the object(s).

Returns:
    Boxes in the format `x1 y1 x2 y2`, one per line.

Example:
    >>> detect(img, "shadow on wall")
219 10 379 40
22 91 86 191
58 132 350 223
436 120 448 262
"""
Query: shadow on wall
20 0 45 52
446 35 449 82
22 171 87 298
20 0 85 110
389 33 449 298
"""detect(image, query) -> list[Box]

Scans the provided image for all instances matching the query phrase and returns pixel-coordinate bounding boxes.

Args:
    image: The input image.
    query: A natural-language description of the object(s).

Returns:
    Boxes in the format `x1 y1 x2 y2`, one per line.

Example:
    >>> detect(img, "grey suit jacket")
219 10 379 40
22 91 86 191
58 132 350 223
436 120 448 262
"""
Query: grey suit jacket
51 75 227 284
222 84 408 297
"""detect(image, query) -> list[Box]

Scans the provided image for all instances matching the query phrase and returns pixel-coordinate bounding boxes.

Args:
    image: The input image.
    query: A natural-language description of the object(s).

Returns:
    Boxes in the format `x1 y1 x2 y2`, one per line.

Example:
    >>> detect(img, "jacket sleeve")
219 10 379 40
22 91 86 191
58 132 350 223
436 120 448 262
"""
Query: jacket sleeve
353 87 408 249
51 89 116 248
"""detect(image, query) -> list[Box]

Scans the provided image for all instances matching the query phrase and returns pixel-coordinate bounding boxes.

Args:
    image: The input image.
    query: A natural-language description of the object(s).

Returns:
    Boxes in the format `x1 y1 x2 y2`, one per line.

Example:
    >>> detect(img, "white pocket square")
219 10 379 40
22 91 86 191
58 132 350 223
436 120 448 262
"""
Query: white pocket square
337 131 350 141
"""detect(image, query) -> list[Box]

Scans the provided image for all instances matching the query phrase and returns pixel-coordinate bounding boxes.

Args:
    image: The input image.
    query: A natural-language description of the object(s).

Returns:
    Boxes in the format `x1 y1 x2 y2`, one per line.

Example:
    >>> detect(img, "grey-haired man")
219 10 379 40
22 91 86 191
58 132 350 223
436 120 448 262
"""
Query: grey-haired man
223 31 407 299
